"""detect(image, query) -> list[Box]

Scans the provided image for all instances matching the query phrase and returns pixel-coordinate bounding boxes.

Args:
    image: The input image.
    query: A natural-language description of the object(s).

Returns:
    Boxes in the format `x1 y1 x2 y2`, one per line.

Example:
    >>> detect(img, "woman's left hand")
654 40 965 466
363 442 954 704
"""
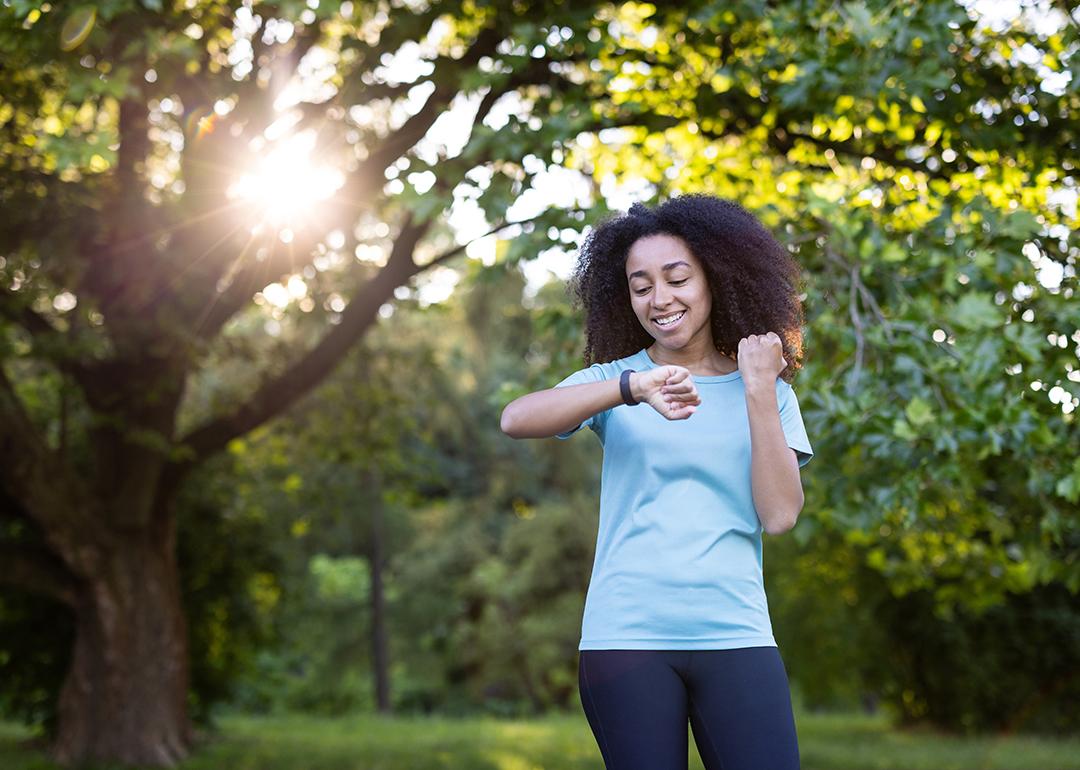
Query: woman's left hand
736 332 788 388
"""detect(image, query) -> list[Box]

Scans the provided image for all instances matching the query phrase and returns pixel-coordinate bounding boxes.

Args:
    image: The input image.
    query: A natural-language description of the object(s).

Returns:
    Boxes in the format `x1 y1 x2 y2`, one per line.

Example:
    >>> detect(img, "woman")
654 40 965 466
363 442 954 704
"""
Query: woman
499 194 813 770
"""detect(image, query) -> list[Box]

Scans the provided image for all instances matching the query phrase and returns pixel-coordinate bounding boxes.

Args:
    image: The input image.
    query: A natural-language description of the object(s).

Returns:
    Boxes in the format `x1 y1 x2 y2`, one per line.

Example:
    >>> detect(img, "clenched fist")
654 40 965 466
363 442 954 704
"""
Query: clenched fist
736 332 788 388
630 366 701 420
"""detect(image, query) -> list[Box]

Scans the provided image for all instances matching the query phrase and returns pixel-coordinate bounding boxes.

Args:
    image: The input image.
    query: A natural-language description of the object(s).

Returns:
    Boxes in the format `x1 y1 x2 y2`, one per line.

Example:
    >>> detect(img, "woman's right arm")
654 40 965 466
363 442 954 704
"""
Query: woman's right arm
500 368 699 439
500 376 630 439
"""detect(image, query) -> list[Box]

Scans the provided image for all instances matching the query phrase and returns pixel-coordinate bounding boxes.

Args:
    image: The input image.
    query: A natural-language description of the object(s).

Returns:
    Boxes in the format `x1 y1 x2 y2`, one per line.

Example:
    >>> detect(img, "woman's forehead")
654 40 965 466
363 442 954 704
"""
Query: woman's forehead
625 233 697 274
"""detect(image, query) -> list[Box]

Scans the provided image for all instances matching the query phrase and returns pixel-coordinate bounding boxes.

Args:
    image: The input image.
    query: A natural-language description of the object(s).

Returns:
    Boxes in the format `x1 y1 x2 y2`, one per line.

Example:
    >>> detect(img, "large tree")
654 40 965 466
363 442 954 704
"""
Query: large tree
0 0 646 764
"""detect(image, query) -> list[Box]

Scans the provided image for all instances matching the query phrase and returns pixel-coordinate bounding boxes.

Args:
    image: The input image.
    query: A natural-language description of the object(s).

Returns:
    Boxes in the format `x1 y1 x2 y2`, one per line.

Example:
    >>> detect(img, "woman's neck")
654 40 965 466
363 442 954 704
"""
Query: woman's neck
647 340 737 376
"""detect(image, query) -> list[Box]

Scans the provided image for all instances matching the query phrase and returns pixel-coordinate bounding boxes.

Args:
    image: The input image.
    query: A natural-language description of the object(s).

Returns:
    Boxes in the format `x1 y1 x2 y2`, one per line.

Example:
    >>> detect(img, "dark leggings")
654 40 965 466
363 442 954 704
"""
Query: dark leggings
578 646 800 770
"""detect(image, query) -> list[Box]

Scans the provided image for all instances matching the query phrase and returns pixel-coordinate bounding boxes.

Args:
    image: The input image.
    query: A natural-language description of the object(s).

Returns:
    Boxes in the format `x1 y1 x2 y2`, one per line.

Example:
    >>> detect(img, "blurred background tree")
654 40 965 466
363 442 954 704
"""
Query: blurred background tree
1 0 1077 767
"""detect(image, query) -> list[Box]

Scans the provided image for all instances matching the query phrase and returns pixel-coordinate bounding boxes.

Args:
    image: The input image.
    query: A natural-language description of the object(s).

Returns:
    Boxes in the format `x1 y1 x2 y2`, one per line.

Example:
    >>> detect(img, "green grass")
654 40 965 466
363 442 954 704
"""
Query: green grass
2 710 1078 770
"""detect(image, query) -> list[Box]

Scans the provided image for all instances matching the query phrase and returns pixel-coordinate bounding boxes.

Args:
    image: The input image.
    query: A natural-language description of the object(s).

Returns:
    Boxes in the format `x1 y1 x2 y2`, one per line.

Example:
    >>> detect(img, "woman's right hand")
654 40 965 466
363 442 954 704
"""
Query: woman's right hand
631 366 701 420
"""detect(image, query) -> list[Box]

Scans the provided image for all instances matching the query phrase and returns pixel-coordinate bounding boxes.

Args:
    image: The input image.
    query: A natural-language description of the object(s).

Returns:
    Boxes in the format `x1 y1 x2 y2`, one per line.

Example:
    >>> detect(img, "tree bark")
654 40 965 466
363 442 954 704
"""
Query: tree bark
50 527 193 767
370 493 391 714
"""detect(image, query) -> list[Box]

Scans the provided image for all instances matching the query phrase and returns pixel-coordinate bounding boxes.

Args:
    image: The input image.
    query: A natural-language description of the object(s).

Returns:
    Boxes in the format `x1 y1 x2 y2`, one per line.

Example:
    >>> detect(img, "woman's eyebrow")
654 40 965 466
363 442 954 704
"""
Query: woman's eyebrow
628 260 691 280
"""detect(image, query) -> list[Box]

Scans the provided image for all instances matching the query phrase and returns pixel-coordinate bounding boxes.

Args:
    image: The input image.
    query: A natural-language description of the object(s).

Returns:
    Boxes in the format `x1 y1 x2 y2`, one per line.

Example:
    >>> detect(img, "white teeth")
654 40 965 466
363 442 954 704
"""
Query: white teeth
655 311 685 327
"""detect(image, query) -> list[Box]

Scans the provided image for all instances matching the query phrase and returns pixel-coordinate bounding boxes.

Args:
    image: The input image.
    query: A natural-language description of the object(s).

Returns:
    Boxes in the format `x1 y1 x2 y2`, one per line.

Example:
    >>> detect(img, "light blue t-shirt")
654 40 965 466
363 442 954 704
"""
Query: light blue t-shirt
555 347 813 651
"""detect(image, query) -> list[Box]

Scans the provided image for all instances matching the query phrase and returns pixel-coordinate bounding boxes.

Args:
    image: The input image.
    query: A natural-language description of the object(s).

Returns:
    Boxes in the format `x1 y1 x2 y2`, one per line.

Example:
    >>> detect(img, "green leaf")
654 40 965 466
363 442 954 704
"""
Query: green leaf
905 397 934 427
951 292 999 330
1003 321 1043 362
892 417 918 440
844 1 876 45
999 210 1040 240
881 242 906 262
1055 458 1080 503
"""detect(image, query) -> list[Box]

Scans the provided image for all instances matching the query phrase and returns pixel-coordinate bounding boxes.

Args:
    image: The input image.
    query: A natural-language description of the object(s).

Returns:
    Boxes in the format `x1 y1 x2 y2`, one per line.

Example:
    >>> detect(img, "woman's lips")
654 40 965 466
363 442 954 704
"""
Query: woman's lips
653 310 686 331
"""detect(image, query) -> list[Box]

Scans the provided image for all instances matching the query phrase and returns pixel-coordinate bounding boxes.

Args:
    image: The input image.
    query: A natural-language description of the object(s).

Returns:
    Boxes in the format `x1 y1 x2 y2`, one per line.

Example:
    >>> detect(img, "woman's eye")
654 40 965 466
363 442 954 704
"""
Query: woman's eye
634 287 650 295
671 279 688 286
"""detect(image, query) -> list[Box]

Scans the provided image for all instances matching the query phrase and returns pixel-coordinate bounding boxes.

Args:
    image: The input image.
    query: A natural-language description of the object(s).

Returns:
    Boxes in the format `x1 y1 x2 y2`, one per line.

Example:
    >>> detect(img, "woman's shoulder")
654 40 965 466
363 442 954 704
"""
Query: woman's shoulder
602 348 650 373
566 349 648 381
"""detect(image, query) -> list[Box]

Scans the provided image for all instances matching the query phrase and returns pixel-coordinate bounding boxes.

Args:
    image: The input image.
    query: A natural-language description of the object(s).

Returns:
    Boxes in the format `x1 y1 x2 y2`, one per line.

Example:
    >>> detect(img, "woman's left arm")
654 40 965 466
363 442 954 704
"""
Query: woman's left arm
737 332 804 535
745 382 804 535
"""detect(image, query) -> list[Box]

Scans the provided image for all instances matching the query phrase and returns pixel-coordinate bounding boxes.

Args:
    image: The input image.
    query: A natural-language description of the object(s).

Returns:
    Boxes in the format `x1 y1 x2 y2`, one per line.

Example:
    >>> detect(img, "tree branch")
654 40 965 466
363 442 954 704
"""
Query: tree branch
116 99 150 202
0 544 81 607
186 232 296 341
336 26 504 207
184 26 542 341
175 214 432 465
0 363 98 566
194 52 587 341
422 208 586 271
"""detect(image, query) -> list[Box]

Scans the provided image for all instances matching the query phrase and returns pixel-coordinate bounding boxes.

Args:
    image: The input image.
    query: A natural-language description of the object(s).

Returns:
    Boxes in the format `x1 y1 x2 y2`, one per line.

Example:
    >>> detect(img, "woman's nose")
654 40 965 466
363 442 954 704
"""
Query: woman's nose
652 285 672 307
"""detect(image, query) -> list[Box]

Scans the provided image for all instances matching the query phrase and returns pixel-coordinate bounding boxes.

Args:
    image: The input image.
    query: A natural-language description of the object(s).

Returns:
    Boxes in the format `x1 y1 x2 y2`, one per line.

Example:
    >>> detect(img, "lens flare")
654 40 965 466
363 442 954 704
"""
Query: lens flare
60 7 96 52
184 106 217 142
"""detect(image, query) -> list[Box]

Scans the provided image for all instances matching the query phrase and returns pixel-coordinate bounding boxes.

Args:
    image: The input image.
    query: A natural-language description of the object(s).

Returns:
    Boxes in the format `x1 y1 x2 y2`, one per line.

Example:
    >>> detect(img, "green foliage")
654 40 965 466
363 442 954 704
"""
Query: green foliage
555 0 1080 733
869 582 1080 736
768 528 1080 735
176 456 285 726
0 593 72 737
390 492 597 716
215 265 605 717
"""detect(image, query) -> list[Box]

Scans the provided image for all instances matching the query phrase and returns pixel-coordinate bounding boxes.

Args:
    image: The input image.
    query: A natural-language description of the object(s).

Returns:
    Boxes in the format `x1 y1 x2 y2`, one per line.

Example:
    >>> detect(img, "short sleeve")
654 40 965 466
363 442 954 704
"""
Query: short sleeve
777 380 814 468
552 363 612 440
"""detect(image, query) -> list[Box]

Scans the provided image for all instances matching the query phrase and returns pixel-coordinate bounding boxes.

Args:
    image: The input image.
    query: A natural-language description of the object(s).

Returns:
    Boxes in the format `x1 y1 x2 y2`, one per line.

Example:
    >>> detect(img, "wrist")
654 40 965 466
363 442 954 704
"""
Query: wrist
743 378 775 399
628 371 644 403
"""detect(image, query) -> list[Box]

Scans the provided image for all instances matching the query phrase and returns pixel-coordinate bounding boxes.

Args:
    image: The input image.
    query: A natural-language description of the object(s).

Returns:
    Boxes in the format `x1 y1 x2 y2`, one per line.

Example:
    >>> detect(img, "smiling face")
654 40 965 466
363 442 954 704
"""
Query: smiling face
625 232 714 352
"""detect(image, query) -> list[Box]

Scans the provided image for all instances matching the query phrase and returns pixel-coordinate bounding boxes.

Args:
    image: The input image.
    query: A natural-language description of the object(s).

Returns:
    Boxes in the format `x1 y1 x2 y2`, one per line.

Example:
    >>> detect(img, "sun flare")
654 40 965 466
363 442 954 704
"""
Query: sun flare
227 131 344 228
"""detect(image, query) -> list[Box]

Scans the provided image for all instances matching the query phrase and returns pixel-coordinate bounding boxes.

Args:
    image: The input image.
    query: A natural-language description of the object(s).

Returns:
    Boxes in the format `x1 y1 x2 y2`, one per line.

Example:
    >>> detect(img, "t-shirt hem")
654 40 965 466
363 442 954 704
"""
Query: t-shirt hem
579 636 776 651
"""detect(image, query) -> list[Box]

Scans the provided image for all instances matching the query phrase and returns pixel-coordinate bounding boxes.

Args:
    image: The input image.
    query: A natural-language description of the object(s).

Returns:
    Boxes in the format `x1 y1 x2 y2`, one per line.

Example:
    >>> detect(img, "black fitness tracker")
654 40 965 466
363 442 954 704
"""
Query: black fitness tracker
620 369 640 406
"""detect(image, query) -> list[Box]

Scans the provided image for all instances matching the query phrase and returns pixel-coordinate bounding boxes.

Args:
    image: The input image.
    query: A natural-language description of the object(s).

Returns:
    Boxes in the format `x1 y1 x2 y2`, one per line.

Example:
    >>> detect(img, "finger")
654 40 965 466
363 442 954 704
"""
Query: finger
667 401 687 418
675 403 698 419
662 381 693 394
666 398 700 413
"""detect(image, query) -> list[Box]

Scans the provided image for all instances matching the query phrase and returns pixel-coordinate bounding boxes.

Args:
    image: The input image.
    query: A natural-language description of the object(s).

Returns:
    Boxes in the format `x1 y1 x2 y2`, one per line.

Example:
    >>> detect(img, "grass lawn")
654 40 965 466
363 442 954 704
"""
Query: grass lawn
1 710 1078 770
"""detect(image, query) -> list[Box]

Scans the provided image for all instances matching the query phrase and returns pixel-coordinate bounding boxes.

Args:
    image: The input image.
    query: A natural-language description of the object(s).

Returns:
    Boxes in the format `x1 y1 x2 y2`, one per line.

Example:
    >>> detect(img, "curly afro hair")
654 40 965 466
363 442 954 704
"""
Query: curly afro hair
566 194 808 382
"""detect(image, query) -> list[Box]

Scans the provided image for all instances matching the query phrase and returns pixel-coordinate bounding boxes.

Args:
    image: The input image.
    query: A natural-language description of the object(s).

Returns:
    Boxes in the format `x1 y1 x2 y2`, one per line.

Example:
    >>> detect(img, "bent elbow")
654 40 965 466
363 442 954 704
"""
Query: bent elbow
763 512 799 536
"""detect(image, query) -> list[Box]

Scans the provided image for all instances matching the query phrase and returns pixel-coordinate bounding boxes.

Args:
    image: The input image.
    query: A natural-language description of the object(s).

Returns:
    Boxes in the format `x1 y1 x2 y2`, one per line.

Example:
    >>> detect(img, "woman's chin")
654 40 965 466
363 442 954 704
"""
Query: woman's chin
651 336 687 350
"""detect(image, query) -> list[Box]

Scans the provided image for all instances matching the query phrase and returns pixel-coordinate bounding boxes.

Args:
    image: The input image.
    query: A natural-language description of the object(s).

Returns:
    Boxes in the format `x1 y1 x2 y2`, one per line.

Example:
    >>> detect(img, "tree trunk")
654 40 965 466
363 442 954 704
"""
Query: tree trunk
51 529 193 767
370 496 391 713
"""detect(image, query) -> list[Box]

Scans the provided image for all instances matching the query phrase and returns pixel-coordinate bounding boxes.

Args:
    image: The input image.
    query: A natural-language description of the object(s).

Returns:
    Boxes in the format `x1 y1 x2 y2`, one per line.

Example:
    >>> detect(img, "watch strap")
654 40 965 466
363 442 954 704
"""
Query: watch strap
619 368 639 406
